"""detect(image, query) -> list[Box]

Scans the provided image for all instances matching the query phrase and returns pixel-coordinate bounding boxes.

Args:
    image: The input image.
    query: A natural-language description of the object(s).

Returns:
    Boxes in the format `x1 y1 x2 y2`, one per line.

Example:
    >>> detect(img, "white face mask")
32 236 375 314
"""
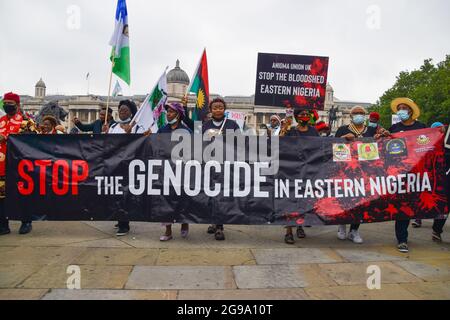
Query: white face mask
168 117 178 125
116 118 132 124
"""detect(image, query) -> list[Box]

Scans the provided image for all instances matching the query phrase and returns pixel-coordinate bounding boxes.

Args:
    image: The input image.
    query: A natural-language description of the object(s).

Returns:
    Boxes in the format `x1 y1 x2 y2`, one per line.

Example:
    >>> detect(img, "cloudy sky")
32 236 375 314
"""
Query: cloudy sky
1 0 449 103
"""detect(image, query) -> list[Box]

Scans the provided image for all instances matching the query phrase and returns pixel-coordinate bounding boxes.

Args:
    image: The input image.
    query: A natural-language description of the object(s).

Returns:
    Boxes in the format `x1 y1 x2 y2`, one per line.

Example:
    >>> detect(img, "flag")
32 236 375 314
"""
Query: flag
0 99 5 117
187 49 209 121
112 80 122 97
109 0 131 85
131 70 168 133
86 72 90 80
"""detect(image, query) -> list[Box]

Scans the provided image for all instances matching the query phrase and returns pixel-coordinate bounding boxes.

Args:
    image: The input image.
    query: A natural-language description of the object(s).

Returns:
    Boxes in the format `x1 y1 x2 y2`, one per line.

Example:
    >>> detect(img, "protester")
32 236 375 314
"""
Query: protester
41 115 64 134
315 121 330 137
74 107 115 134
280 107 319 244
202 97 241 241
156 103 192 241
105 100 143 236
268 115 282 136
333 106 379 244
389 98 427 253
429 122 448 242
0 92 36 235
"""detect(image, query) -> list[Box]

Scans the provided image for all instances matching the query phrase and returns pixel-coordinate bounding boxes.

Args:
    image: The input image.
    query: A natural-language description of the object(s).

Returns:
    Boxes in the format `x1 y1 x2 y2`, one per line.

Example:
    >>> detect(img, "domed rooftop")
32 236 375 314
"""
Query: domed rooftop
167 60 190 85
36 78 46 88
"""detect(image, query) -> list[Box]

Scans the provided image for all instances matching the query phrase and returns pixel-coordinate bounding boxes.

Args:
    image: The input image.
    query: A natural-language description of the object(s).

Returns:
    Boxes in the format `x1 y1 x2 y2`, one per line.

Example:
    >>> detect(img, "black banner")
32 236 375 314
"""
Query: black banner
254 53 329 110
6 128 448 225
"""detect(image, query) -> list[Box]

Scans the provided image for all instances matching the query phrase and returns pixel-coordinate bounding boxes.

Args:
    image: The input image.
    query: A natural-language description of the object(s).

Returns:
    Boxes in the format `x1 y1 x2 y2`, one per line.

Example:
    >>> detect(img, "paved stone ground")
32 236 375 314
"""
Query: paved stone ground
0 220 449 300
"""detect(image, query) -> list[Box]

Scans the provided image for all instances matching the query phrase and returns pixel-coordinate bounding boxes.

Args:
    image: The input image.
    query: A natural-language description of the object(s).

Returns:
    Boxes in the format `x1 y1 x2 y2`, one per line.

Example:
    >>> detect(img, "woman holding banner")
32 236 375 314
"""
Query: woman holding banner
157 103 192 241
280 107 319 244
202 97 240 241
104 99 143 236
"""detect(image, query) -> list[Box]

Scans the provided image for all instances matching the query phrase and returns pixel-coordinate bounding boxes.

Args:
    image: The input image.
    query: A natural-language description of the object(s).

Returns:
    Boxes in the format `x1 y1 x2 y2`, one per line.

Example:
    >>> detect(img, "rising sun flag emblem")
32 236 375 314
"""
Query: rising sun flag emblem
197 89 206 109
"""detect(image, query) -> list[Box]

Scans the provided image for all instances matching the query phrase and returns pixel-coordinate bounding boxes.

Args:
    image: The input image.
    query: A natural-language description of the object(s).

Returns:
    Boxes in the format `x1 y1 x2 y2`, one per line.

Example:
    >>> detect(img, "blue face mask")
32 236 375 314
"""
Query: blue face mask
368 122 378 128
352 115 366 125
397 110 410 121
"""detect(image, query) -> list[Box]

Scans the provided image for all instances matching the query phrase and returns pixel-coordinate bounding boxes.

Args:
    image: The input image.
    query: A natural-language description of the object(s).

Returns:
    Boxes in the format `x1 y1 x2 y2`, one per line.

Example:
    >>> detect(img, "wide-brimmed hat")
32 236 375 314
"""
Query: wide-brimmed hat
391 98 420 120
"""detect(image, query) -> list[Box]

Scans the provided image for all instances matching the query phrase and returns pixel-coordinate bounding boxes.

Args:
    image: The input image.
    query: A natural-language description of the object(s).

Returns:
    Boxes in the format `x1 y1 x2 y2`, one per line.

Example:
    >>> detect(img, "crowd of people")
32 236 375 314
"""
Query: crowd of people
0 91 448 254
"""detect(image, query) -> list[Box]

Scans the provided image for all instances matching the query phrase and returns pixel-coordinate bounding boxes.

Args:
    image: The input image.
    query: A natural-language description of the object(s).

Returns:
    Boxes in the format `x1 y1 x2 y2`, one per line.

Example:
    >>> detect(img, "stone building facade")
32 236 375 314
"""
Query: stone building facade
21 61 372 132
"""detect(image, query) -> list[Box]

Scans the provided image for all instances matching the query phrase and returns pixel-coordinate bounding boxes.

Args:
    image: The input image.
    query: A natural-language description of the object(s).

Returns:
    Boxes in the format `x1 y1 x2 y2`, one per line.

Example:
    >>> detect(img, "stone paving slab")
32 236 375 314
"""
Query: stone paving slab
251 248 342 265
232 264 336 289
0 246 86 266
0 265 44 288
335 249 406 262
305 284 420 300
318 262 423 286
125 266 236 290
2 222 110 247
18 265 133 289
157 249 255 266
378 246 450 261
400 281 450 300
393 260 450 282
73 248 159 266
42 289 177 300
177 288 310 300
0 289 49 300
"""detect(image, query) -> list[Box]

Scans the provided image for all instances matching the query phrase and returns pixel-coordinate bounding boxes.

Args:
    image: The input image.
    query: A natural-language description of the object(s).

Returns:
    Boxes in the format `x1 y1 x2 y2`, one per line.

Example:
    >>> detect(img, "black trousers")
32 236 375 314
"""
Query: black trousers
433 219 447 234
0 198 32 228
395 220 410 244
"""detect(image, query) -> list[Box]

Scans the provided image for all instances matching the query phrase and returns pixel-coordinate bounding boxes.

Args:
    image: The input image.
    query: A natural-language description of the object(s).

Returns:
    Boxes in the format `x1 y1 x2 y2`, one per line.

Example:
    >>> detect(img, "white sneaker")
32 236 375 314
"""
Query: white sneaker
337 225 346 240
348 230 363 244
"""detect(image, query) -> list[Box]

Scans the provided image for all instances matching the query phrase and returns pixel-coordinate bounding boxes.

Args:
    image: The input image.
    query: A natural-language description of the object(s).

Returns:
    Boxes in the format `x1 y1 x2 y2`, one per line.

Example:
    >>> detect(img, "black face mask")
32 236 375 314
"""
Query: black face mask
4 104 17 115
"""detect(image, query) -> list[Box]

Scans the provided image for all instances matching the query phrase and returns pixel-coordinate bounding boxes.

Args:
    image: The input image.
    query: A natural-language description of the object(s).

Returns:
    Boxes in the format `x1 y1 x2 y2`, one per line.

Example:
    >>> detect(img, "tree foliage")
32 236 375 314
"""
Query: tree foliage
371 55 450 128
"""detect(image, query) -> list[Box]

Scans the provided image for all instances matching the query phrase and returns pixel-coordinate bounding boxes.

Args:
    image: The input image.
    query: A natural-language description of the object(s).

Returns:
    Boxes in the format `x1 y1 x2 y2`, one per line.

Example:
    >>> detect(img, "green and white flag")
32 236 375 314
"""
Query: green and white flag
0 99 5 117
132 69 168 133
109 0 130 85
112 80 123 97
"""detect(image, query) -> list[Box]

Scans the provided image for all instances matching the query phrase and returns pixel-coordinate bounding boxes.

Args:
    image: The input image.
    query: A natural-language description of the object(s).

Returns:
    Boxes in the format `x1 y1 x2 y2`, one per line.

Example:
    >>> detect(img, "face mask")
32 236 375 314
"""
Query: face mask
297 116 311 125
116 118 131 124
168 117 178 125
4 104 17 115
368 122 378 128
352 115 366 125
397 110 410 121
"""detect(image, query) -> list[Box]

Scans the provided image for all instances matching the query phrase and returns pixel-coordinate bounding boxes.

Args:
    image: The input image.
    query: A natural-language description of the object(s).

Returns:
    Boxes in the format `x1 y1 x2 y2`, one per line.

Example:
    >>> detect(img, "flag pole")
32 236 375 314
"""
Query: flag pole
104 58 115 126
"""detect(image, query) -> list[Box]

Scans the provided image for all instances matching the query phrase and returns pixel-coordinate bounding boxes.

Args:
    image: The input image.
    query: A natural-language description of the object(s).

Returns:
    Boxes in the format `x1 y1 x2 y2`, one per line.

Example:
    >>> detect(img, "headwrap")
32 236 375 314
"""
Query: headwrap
369 112 380 121
164 102 185 119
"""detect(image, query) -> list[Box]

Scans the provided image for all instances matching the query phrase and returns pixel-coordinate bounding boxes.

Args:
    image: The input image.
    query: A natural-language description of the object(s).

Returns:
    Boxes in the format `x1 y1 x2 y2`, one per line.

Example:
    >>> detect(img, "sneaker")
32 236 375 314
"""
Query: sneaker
0 226 11 236
348 230 363 244
432 231 442 243
412 220 422 228
116 227 130 237
207 225 217 234
337 225 346 240
296 226 306 239
398 243 409 253
284 233 295 245
19 222 32 235
215 230 225 241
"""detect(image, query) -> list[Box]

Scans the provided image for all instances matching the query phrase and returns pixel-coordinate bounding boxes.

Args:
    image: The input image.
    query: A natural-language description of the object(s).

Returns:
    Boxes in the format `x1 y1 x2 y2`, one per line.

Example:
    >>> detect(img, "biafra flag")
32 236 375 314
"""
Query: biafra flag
188 49 209 121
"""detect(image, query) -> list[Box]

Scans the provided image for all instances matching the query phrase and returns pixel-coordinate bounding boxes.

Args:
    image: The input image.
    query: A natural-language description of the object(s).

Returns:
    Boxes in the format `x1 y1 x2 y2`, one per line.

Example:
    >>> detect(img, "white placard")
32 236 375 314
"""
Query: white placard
225 110 246 130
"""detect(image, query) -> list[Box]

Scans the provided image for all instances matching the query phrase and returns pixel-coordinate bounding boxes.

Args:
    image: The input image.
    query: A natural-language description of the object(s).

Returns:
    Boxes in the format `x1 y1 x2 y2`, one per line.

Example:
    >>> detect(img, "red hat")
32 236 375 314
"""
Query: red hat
315 121 329 132
3 92 20 107
369 112 380 121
